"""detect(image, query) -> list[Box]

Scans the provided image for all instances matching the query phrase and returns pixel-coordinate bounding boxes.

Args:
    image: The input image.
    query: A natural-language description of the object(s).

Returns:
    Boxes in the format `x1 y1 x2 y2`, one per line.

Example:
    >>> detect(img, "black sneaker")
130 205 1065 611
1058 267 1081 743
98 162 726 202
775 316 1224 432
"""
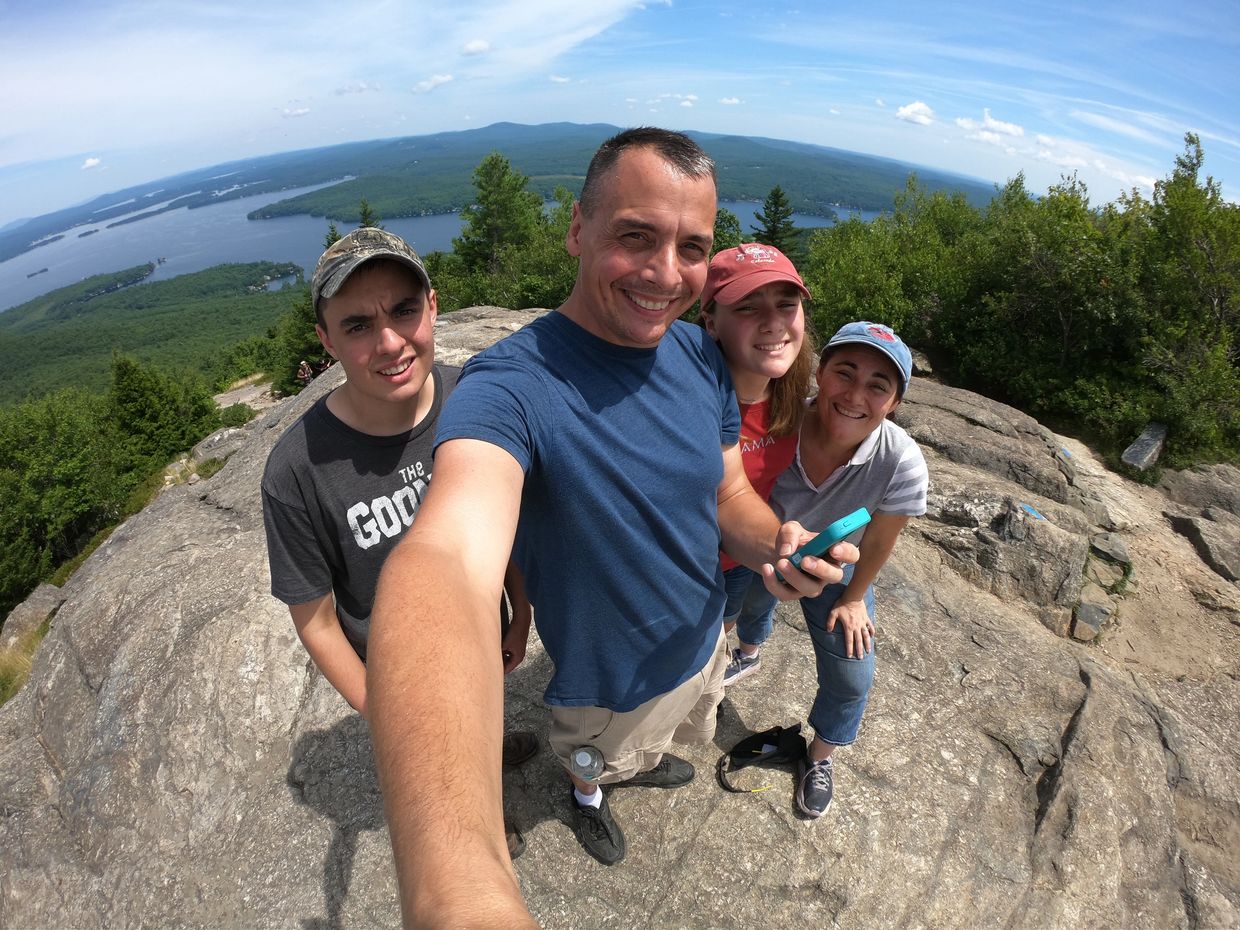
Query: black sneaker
502 731 539 768
796 756 834 818
570 789 626 865
620 753 695 789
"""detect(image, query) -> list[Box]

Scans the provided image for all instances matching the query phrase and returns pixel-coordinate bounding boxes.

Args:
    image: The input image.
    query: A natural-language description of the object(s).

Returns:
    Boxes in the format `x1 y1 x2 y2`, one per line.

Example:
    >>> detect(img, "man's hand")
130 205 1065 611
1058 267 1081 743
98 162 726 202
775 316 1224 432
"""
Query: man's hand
759 520 860 600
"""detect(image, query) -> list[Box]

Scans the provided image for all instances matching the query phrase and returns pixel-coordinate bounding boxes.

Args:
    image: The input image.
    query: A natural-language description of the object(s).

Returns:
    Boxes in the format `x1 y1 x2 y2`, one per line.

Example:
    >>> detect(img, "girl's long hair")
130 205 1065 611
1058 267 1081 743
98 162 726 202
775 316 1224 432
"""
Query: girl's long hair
699 302 815 438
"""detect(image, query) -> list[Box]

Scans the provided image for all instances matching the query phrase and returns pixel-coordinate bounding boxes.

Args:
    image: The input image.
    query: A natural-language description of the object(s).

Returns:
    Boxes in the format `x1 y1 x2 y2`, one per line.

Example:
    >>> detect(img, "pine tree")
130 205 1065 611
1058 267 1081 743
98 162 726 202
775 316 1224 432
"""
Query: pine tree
752 185 797 253
453 152 543 276
358 198 382 229
324 221 341 248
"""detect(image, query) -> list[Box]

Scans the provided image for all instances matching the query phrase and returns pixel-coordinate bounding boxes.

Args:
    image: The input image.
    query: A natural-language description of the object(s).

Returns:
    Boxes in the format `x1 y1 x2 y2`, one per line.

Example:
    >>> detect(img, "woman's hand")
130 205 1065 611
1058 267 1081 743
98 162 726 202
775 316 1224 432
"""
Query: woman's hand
826 598 874 659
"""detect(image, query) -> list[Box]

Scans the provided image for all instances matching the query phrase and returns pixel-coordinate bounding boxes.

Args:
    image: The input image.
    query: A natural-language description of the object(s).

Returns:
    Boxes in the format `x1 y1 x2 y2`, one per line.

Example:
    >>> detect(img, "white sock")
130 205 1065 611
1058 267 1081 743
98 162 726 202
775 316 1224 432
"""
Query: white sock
574 786 602 809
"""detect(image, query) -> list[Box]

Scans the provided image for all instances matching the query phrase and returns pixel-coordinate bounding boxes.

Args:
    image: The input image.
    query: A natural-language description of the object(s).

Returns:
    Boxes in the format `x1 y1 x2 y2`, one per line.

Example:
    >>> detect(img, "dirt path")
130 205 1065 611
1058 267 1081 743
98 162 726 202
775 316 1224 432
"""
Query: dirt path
213 375 281 414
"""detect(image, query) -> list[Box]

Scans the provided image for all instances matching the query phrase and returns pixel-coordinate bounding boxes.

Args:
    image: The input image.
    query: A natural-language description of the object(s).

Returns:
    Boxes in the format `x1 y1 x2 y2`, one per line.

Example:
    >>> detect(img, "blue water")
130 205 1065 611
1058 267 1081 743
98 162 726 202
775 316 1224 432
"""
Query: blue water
0 186 877 313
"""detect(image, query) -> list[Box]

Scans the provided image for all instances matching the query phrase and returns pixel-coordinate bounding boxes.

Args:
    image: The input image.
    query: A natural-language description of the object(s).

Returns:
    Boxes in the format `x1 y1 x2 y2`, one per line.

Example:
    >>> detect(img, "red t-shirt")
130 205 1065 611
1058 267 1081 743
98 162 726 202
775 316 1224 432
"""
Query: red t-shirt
721 399 797 570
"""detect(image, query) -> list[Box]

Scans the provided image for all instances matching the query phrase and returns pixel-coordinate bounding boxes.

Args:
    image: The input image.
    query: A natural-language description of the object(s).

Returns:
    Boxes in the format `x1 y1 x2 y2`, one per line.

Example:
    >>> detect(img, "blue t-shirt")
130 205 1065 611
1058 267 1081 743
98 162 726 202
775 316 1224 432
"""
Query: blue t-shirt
435 312 740 711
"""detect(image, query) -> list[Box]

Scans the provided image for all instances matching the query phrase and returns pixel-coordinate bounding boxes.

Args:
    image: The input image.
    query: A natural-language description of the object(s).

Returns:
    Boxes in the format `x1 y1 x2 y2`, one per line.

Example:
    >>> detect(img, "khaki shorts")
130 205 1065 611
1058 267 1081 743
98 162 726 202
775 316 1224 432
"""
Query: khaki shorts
548 627 728 783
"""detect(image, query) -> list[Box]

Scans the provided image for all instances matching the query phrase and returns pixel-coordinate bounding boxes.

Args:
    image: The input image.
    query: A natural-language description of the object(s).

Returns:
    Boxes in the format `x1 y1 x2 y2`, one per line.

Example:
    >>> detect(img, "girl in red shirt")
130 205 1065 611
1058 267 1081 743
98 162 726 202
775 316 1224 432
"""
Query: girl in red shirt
699 243 814 685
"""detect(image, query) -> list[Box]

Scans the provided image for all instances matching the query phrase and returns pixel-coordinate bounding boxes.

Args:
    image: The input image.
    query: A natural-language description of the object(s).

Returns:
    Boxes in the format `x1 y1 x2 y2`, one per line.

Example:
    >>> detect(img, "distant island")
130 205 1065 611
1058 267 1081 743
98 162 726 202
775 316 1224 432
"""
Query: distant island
0 122 999 266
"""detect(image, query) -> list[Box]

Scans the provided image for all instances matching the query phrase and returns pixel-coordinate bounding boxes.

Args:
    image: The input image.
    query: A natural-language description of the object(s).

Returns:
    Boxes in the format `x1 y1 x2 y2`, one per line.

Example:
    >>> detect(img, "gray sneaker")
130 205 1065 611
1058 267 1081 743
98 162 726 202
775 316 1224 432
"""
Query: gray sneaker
796 756 834 818
722 647 761 686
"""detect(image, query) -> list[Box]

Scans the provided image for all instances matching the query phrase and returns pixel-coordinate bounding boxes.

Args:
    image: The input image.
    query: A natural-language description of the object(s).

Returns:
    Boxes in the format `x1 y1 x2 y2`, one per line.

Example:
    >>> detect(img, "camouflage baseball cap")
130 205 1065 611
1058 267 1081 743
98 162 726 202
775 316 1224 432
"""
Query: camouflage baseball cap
310 226 431 313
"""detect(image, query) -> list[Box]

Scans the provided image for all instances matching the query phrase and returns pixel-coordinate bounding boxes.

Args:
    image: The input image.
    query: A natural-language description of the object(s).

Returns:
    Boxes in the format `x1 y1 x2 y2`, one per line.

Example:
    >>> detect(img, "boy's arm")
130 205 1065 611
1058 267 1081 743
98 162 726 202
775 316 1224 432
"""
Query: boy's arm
288 594 368 718
715 443 857 595
368 438 538 929
501 560 532 673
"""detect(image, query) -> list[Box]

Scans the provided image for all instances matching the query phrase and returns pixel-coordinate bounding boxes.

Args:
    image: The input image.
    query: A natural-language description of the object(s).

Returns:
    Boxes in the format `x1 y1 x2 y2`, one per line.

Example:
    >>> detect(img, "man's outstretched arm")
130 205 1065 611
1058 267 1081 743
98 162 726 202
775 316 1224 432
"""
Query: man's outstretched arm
368 438 539 929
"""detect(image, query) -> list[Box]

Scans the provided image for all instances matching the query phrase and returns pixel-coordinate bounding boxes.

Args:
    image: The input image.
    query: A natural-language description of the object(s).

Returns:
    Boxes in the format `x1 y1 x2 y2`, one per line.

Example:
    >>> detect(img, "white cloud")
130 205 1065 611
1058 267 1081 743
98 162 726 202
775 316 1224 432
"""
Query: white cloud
549 74 571 83
80 157 101 170
1070 109 1162 145
1036 133 1056 147
281 107 310 118
875 98 886 107
956 108 1023 137
461 39 490 55
1036 148 1088 169
685 94 698 101
334 81 380 95
896 101 934 125
413 74 454 94
720 97 741 105
680 99 693 107
829 107 840 115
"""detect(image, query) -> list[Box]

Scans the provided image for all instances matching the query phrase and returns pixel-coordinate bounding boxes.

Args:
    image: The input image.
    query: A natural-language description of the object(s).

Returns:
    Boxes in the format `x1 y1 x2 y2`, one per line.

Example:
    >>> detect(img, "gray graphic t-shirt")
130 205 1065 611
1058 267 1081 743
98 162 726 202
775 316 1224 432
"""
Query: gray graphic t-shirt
261 364 459 657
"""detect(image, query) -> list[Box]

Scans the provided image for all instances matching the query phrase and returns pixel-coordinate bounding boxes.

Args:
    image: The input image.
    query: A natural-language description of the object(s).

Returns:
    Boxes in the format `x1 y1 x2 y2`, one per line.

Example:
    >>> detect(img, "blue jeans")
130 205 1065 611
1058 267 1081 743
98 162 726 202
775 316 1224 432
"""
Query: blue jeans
722 565 777 648
728 564 876 746
801 577 875 746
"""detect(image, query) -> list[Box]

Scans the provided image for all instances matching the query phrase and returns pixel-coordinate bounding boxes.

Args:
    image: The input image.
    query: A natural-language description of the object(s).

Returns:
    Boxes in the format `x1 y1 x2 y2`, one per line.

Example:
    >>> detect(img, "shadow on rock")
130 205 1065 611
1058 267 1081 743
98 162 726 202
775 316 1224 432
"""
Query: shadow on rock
288 715 385 930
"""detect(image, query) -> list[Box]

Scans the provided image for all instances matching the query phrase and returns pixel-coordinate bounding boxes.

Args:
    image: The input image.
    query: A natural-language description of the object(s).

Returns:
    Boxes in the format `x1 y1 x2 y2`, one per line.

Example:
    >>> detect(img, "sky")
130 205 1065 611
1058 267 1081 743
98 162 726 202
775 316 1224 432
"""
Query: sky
1 0 1237 228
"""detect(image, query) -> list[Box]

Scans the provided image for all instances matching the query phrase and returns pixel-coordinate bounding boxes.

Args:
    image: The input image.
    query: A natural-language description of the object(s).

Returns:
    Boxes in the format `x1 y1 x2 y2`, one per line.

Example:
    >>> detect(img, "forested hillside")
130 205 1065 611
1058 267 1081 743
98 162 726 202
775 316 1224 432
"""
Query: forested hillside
0 262 300 402
0 122 997 265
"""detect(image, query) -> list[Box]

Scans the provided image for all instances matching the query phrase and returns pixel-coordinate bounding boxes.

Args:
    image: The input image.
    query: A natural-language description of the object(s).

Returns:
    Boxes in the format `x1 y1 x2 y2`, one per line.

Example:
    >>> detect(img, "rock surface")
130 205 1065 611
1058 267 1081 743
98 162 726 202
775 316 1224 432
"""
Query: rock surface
0 583 65 649
1 308 1238 930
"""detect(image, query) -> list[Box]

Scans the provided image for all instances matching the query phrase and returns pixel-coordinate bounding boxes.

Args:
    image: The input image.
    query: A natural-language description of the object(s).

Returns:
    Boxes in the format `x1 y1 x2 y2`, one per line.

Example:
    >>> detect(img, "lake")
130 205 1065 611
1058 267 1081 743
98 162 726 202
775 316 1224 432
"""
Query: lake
0 184 879 312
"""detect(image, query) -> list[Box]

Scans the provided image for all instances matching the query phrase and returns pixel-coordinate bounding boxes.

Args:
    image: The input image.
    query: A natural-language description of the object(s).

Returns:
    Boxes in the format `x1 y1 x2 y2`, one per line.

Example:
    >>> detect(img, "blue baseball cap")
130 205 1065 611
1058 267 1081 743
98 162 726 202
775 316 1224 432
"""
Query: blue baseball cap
825 321 912 395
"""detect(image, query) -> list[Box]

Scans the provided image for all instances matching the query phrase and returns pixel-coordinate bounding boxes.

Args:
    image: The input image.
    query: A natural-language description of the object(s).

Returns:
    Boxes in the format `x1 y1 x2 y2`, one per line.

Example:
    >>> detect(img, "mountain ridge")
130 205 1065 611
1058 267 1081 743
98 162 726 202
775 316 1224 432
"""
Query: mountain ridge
0 122 998 265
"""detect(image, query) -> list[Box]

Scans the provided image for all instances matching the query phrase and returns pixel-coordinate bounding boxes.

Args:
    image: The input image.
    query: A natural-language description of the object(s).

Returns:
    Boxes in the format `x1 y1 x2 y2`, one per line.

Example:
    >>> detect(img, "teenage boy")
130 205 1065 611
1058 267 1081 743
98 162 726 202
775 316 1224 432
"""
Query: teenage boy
261 227 536 858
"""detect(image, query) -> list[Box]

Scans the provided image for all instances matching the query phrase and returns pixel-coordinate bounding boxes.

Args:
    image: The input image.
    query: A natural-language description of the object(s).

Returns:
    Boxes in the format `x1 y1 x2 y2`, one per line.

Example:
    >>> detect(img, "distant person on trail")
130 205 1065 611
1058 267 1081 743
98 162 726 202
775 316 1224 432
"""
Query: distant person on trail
728 321 928 820
259 227 538 860
366 127 859 928
296 359 312 385
697 242 815 684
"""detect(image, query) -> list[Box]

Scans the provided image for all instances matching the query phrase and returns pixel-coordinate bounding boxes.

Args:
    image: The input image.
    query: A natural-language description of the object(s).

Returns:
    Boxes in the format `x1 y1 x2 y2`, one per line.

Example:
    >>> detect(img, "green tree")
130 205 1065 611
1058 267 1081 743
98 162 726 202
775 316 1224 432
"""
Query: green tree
270 288 328 396
752 185 798 254
453 152 543 276
713 207 743 255
358 198 382 229
0 389 123 615
108 355 219 469
324 221 342 248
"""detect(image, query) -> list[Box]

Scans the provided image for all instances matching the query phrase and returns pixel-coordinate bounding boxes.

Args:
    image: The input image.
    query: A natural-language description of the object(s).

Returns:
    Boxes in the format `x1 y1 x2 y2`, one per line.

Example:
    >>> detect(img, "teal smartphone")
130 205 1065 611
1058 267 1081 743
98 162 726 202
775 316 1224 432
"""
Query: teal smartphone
777 507 871 582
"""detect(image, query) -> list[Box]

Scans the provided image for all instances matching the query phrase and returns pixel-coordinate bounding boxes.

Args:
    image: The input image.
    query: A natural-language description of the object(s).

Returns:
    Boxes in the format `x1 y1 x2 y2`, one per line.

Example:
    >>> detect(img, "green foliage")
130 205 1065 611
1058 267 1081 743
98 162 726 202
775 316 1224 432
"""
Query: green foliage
324 222 342 248
269 287 330 396
0 389 124 614
108 355 220 470
0 262 302 403
453 153 545 276
219 403 256 428
752 185 798 255
713 207 743 255
358 197 382 228
0 355 232 617
432 183 577 312
798 134 1239 466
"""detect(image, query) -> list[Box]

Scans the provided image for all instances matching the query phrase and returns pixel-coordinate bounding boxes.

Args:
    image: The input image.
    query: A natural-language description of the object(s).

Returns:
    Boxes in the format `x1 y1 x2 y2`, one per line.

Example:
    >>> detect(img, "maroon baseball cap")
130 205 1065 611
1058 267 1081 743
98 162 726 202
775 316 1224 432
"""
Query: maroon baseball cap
701 243 811 310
